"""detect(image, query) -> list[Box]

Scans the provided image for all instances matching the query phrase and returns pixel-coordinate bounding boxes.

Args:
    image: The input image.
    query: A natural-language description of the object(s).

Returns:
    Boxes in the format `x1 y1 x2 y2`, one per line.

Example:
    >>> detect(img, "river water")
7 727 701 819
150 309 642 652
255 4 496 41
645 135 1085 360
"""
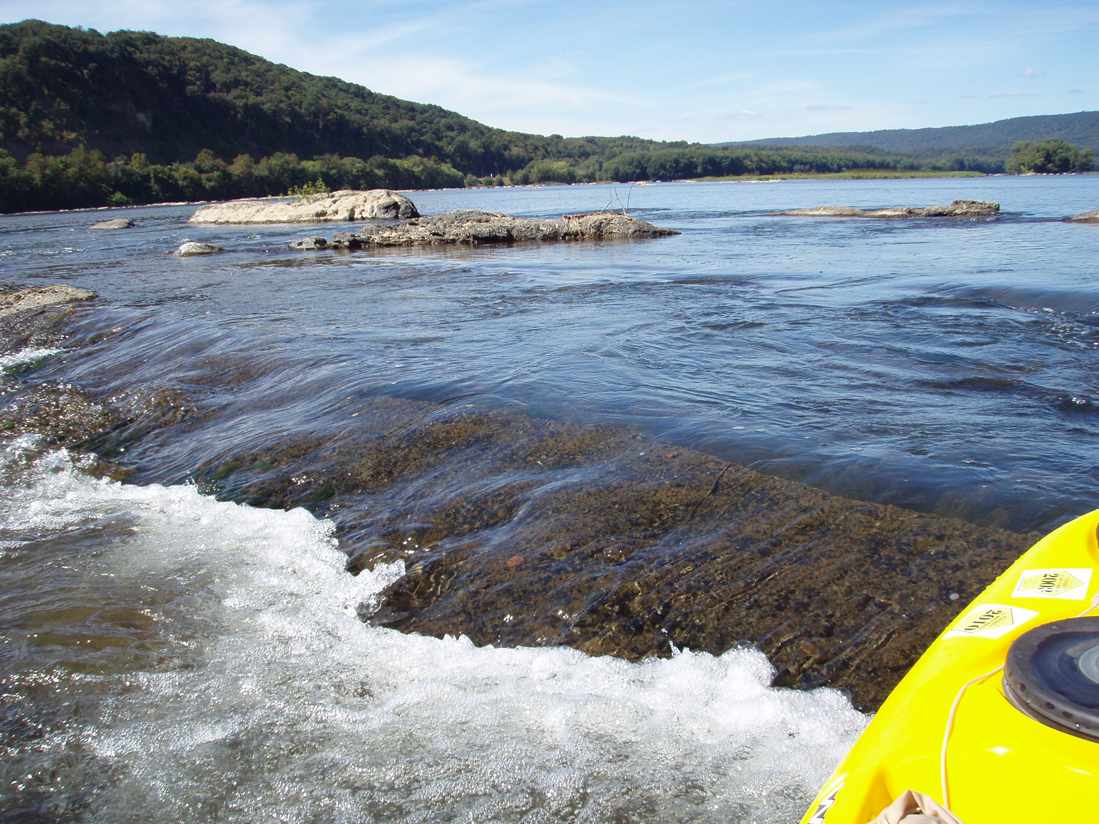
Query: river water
1 176 1097 822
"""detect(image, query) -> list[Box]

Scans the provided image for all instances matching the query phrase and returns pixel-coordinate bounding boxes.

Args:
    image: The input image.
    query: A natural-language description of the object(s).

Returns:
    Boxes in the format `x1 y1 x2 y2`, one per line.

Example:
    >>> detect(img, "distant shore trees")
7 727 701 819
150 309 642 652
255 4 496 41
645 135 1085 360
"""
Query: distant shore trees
0 147 467 213
1006 139 1094 174
0 144 1007 213
0 141 1019 214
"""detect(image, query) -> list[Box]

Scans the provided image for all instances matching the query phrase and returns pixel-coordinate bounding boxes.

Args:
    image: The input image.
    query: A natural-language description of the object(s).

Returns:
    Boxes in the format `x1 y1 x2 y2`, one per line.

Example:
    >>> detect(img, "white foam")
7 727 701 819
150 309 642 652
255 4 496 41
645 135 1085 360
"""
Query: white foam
0 346 60 373
1 443 865 823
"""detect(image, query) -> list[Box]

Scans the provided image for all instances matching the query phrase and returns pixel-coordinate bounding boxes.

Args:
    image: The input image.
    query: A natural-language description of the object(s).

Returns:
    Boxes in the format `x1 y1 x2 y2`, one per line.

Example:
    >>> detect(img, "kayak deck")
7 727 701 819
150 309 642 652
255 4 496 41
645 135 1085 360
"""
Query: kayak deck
801 509 1099 823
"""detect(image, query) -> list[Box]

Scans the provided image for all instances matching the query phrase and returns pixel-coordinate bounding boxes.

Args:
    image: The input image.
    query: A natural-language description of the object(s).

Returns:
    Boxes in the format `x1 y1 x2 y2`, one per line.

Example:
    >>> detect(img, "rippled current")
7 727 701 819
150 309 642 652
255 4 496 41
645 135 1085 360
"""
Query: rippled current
1 176 1097 822
6 176 1098 529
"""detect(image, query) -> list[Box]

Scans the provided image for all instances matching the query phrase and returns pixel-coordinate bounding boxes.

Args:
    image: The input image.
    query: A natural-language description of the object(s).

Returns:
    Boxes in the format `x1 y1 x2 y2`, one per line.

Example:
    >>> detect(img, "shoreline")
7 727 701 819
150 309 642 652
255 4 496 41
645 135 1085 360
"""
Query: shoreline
692 170 987 182
0 172 1022 218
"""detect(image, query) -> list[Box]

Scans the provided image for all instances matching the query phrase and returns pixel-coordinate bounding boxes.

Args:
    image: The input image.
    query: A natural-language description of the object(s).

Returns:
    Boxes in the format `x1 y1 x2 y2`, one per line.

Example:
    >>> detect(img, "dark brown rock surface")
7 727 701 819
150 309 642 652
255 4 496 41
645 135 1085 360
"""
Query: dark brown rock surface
191 397 1034 712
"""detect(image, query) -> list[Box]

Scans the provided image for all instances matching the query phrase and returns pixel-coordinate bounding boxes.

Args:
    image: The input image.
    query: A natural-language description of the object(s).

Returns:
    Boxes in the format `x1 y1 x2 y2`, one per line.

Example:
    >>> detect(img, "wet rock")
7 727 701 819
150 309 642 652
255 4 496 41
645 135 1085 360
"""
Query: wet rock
0 383 194 455
175 241 223 256
0 285 95 319
289 237 328 251
289 210 679 250
352 414 505 491
198 434 329 508
0 383 117 446
777 200 1000 218
362 433 1033 712
184 392 1031 712
1067 208 1099 223
0 285 95 352
89 218 135 230
189 189 419 224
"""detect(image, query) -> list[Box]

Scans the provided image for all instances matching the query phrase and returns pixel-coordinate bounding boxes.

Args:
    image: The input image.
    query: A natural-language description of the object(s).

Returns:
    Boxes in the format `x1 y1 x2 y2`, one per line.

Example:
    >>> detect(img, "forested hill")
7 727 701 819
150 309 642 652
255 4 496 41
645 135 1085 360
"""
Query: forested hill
726 111 1099 157
1 20 1090 212
0 19 656 175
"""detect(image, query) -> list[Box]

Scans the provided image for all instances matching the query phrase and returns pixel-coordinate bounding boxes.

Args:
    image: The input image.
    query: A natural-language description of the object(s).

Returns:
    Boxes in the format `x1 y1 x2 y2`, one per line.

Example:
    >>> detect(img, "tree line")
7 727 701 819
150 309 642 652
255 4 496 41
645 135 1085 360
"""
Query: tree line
0 143 1014 213
0 147 473 212
5 138 1095 213
1006 139 1094 174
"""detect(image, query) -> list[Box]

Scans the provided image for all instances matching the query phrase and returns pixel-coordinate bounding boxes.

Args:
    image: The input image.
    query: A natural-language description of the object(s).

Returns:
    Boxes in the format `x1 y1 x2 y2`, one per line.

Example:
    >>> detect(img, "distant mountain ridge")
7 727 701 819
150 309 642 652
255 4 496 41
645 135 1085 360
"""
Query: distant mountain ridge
723 111 1099 157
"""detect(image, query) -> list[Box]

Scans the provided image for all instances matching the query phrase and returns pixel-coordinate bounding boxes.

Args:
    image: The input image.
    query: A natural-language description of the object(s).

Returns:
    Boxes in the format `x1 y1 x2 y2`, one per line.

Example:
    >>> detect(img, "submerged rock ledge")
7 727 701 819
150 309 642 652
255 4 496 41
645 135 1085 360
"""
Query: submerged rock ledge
189 189 419 224
196 400 1031 713
0 290 1034 713
776 199 1000 218
288 209 680 250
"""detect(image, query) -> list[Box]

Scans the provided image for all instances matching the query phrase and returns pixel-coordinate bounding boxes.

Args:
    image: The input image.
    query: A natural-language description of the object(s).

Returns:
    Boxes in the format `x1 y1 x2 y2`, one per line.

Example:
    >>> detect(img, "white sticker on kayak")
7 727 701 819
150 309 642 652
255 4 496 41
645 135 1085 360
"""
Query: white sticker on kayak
1012 568 1092 601
946 604 1038 639
807 773 845 823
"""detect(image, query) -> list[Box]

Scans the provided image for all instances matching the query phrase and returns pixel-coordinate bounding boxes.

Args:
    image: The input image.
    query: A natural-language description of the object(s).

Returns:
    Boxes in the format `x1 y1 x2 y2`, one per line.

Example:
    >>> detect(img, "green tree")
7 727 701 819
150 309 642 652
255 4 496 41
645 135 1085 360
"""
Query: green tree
1007 139 1094 174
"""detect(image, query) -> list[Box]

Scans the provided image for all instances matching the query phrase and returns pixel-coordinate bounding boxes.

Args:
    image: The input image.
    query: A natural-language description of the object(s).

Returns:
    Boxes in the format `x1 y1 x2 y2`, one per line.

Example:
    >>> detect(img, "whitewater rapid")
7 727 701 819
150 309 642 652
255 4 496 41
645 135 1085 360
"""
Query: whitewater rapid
0 434 865 822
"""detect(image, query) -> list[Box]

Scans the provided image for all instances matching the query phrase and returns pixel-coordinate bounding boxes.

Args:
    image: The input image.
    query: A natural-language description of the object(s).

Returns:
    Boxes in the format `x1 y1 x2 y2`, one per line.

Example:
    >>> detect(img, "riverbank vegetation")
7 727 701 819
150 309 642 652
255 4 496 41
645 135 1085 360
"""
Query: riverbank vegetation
0 20 1094 213
0 144 1005 213
1006 139 1095 174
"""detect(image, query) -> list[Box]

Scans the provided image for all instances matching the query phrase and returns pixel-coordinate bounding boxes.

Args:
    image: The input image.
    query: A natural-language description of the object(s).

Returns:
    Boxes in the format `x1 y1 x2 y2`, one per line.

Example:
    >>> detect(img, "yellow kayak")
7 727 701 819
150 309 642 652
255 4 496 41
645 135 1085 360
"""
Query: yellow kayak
801 508 1099 824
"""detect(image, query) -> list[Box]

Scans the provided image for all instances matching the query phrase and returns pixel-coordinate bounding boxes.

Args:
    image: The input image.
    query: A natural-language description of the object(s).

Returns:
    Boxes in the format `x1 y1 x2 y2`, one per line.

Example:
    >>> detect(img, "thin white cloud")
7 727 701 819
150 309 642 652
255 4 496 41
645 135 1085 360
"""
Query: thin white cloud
820 4 976 44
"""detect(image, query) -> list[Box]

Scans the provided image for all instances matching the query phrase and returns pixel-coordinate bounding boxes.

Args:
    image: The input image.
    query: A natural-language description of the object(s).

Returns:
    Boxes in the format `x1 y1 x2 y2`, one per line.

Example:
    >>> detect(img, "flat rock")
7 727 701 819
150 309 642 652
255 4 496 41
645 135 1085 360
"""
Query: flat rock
289 210 679 250
175 241 224 256
1067 209 1099 223
189 189 419 224
89 217 135 230
0 285 96 318
777 199 1000 218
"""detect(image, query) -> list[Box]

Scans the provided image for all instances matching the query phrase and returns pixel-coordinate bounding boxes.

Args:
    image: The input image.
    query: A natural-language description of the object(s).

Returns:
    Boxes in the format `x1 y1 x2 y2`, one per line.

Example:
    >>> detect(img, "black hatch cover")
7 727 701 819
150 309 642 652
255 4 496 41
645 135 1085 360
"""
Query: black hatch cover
1004 617 1099 743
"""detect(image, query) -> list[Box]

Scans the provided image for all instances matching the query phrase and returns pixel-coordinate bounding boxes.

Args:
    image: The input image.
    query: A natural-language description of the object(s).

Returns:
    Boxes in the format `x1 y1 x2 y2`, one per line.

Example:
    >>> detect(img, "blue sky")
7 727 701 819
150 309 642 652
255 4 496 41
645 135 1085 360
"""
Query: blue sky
4 0 1097 141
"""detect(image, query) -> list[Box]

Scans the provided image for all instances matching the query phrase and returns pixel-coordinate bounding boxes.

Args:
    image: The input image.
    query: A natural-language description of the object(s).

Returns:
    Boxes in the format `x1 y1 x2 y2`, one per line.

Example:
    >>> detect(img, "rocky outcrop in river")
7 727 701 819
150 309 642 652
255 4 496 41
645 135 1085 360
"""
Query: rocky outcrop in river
777 200 1000 218
0 285 95 318
1068 209 1099 223
89 218 135 230
189 189 419 224
175 242 223 256
288 210 679 250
